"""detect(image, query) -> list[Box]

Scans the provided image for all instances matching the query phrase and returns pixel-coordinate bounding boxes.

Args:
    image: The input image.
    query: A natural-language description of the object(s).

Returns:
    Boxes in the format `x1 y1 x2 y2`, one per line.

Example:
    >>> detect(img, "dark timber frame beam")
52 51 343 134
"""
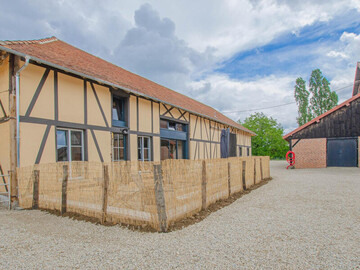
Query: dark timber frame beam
161 104 174 118
90 82 109 128
20 116 126 133
0 99 7 119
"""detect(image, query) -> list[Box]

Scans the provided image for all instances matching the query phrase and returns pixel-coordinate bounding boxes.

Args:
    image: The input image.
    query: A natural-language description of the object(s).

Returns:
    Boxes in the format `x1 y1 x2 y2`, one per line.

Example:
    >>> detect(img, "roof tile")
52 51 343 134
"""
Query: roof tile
0 37 254 135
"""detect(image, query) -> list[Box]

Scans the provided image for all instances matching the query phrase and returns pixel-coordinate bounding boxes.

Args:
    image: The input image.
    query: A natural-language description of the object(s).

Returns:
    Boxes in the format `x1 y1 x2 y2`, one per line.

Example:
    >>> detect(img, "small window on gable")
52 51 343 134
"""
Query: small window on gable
112 96 127 127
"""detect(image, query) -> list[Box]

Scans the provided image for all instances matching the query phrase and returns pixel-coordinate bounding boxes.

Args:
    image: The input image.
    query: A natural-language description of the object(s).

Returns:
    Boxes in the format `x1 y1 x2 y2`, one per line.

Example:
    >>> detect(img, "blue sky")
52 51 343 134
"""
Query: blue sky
0 0 359 133
219 16 360 80
218 8 360 80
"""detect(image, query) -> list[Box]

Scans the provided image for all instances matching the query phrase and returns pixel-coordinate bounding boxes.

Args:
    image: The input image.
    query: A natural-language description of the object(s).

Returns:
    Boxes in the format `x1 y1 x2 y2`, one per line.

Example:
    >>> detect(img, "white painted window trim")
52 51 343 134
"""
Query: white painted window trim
138 136 151 161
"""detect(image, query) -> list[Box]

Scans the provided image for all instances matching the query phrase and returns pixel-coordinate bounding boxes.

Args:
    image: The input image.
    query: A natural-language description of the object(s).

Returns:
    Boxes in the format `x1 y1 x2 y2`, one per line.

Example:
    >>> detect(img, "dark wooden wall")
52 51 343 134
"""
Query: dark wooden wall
290 98 360 139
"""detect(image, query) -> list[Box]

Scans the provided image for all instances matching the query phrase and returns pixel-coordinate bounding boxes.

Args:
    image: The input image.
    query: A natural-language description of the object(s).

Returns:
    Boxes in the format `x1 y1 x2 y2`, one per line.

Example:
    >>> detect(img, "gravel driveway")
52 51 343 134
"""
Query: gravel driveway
0 161 359 269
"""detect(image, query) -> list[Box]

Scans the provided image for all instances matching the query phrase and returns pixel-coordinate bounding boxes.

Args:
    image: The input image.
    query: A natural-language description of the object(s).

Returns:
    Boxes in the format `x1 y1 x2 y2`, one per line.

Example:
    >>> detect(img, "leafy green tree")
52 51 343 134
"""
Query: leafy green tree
309 69 338 116
294 69 338 126
240 112 288 159
294 77 311 126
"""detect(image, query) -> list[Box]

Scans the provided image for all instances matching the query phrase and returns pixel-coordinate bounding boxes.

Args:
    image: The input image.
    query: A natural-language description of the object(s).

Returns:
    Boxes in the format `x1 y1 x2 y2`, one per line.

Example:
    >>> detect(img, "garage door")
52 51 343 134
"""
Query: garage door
327 138 358 167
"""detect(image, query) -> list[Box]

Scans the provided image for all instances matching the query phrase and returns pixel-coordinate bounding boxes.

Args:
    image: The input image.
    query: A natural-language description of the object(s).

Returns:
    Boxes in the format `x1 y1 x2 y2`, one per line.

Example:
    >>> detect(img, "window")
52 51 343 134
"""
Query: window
160 119 184 132
247 148 250 156
239 147 242 157
56 129 84 161
112 96 126 127
138 136 151 161
160 119 168 129
112 133 126 161
168 122 176 130
176 124 183 131
161 139 184 160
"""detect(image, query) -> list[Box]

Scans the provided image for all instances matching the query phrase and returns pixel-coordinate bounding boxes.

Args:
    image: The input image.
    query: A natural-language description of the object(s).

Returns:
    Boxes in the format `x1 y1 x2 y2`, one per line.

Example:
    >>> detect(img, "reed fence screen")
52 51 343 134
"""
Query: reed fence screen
17 156 270 231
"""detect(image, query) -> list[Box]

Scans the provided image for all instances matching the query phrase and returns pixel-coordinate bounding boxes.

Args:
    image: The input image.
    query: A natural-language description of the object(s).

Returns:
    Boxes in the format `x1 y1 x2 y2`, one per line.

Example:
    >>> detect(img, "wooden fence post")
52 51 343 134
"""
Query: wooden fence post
260 158 263 181
242 161 246 190
153 164 167 232
101 165 109 224
253 159 256 185
227 162 231 197
32 170 39 209
61 165 68 214
201 160 207 210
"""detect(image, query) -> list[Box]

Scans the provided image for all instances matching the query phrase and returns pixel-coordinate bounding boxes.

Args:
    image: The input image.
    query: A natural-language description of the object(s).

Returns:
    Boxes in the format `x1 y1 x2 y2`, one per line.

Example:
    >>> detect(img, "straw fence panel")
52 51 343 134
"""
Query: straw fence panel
262 156 271 179
17 156 271 231
162 159 203 225
205 158 229 207
17 165 34 208
243 157 254 189
106 161 159 228
66 162 103 219
228 157 243 194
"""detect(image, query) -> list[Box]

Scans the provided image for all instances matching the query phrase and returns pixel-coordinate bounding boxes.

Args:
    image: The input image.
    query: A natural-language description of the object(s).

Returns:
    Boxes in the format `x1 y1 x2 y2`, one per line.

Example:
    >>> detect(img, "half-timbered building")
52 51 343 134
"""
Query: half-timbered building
0 37 254 182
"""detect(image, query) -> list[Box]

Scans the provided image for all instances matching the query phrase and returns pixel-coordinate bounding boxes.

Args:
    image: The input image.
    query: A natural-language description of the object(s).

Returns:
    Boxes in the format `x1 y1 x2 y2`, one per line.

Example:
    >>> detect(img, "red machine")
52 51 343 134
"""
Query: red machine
286 151 295 169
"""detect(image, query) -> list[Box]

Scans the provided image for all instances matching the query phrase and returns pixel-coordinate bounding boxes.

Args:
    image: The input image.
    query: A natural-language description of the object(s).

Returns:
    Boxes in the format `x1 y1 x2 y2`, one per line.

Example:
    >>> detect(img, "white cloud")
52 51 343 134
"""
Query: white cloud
188 73 298 133
322 32 360 100
328 32 360 61
0 0 359 134
139 0 358 60
0 0 132 59
112 3 216 92
327 51 349 59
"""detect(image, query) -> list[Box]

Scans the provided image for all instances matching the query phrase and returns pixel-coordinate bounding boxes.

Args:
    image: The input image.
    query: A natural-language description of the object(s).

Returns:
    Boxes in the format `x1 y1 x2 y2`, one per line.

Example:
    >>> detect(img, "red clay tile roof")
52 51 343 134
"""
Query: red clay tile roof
283 92 360 140
0 37 254 135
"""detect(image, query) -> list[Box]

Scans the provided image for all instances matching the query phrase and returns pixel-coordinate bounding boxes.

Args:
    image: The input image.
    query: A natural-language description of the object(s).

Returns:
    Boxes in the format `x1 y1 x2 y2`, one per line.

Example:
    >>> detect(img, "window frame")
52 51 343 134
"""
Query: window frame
138 136 152 161
160 119 184 132
56 128 84 162
160 138 185 160
112 94 128 127
112 133 127 161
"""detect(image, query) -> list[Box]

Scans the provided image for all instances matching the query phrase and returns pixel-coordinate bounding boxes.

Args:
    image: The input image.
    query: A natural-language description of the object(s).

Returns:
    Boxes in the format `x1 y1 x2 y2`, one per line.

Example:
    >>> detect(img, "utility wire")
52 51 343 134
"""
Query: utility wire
222 83 354 114
224 102 295 113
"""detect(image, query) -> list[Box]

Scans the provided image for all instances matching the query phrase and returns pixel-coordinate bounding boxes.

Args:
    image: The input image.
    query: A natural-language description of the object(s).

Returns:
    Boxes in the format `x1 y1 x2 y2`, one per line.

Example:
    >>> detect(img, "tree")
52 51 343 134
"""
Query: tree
240 112 288 159
294 69 338 126
294 77 312 126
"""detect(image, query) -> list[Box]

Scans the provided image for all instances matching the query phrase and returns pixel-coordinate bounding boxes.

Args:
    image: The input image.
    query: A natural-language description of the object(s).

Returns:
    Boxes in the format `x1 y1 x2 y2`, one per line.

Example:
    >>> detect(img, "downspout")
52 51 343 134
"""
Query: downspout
15 56 30 167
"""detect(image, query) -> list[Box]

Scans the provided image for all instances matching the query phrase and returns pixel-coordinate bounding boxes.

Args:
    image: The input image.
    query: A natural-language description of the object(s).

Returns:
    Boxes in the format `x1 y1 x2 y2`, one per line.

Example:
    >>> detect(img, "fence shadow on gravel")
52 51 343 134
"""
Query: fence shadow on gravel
17 156 270 232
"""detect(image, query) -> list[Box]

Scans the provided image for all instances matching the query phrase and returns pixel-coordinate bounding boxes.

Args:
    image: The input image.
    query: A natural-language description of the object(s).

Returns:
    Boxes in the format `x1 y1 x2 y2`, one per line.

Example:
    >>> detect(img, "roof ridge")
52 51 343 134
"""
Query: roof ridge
0 36 58 46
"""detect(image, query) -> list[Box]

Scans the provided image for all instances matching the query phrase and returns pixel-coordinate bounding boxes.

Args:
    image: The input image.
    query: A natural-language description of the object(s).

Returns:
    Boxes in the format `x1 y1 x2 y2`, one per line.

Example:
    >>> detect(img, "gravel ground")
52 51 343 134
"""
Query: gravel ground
0 161 359 269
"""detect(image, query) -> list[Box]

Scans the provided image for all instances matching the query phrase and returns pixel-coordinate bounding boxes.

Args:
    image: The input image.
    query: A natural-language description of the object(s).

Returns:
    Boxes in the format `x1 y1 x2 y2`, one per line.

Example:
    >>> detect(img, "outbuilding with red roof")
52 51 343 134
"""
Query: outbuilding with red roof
283 64 360 168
